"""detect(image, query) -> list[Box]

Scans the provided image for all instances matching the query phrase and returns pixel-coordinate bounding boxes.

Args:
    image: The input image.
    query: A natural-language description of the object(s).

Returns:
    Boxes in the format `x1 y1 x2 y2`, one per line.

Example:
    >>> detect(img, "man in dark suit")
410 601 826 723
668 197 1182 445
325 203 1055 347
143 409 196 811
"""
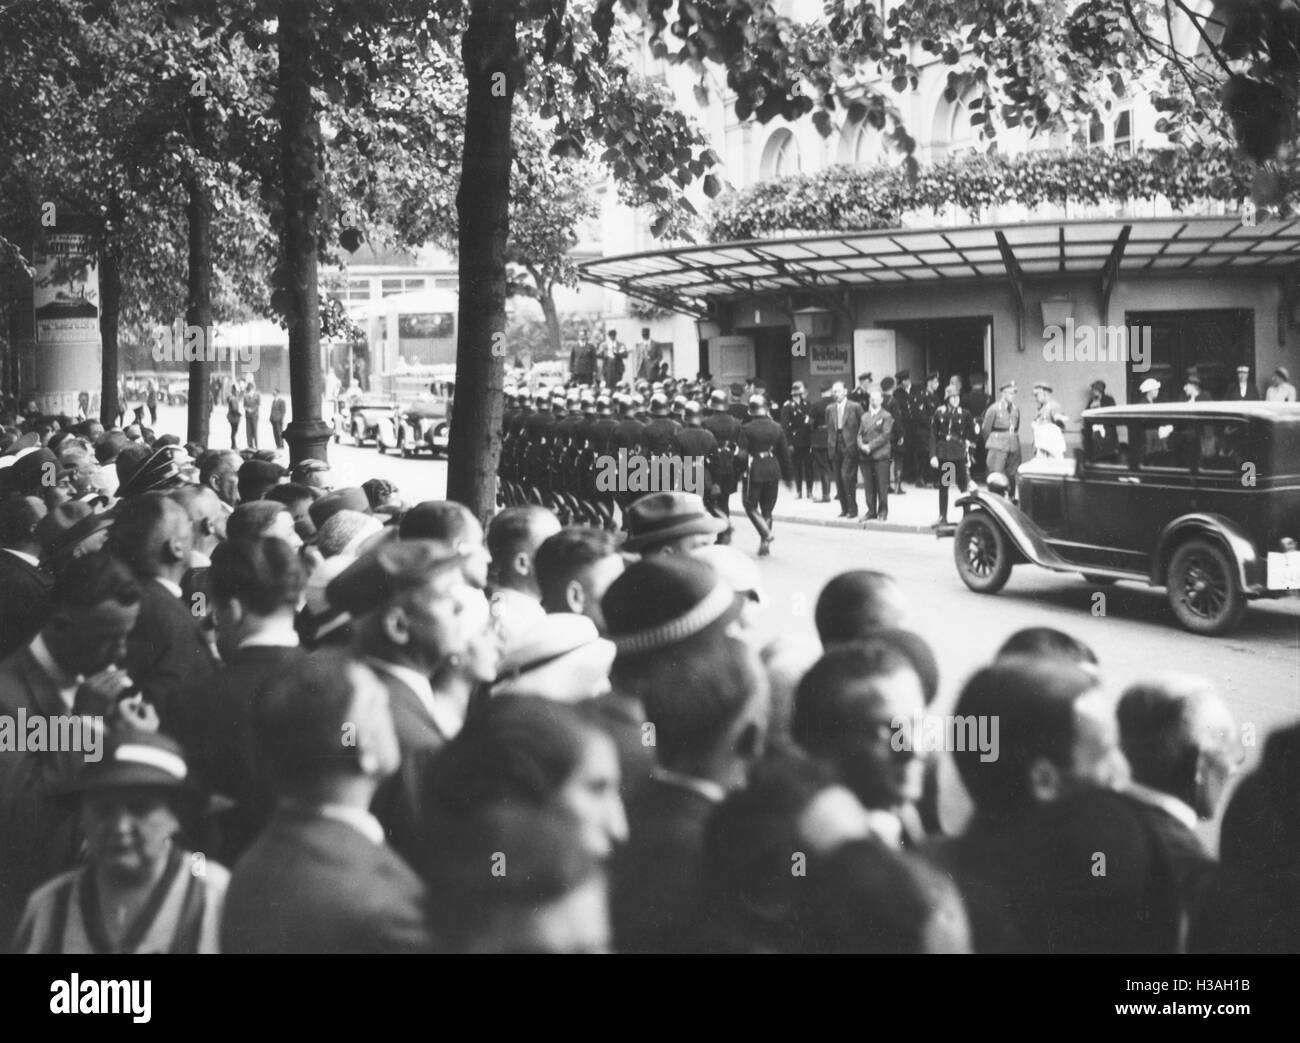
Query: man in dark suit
1225 364 1262 401
825 381 864 518
920 657 1129 952
328 539 475 867
603 561 767 953
1117 676 1238 949
856 388 893 522
778 381 815 498
269 388 288 448
222 650 432 953
107 492 216 727
0 493 54 661
0 553 146 945
171 537 308 864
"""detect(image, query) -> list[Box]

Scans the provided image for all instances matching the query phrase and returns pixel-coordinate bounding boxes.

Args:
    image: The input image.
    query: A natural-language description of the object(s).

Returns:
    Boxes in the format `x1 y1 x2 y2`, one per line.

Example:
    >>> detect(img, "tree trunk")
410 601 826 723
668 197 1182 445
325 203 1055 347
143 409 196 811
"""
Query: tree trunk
278 0 328 464
98 246 120 428
185 92 213 447
447 0 518 521
536 274 562 361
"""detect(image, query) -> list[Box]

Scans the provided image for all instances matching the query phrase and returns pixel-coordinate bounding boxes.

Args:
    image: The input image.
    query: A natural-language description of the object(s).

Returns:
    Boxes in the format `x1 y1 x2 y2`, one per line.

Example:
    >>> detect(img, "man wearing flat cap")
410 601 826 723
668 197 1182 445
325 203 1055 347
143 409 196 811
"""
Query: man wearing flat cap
329 538 478 862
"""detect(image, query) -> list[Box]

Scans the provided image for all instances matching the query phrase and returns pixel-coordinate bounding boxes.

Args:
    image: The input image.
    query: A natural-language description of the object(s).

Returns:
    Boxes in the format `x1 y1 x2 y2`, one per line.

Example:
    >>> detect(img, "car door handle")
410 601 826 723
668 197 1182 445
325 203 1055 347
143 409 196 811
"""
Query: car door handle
1117 475 1141 484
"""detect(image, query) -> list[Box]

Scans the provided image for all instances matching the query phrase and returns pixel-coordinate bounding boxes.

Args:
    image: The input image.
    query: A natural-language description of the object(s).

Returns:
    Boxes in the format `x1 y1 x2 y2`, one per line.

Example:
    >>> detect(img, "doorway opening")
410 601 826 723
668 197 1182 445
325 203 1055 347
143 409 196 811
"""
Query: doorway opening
875 316 993 391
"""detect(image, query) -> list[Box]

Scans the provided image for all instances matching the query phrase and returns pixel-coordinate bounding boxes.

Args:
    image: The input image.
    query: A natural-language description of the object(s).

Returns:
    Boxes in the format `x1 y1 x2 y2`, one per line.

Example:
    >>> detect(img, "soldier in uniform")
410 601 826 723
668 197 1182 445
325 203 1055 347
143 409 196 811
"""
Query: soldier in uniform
892 370 917 486
809 386 833 502
963 372 992 480
553 390 586 523
738 394 793 557
670 401 718 506
702 389 743 544
497 391 520 506
587 395 620 530
522 389 557 508
778 381 815 499
610 395 647 530
910 371 940 488
981 380 1022 501
642 393 682 463
669 395 688 425
930 386 977 527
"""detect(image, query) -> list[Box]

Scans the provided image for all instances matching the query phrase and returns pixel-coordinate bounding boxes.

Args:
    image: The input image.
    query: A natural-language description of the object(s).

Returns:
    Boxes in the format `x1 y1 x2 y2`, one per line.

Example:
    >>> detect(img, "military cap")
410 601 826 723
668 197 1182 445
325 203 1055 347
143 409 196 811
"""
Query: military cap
649 393 670 416
709 389 728 409
999 379 1017 392
1032 381 1053 392
747 394 768 416
326 538 467 617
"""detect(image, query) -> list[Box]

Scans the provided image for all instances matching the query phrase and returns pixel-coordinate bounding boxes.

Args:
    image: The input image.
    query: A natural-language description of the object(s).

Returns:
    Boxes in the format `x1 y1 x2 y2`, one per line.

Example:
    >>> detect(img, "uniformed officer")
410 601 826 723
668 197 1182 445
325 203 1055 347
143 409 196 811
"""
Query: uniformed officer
702 389 743 544
738 394 793 557
910 371 940 487
930 386 976 527
553 390 587 523
586 395 619 530
670 400 718 504
642 393 682 456
610 395 647 529
521 389 556 506
498 391 521 506
778 380 815 499
981 380 1022 501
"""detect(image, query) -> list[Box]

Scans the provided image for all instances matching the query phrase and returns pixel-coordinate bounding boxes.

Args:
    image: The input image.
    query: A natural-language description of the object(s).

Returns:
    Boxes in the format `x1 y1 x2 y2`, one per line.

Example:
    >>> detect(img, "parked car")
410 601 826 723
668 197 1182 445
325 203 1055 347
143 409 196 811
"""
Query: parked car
377 380 454 458
333 392 397 446
947 401 1300 634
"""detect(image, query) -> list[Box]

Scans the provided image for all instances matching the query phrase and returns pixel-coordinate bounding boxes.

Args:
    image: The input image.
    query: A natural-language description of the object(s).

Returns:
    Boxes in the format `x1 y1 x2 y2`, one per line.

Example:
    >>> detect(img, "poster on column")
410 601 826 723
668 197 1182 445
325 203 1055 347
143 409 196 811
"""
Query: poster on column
34 231 100 344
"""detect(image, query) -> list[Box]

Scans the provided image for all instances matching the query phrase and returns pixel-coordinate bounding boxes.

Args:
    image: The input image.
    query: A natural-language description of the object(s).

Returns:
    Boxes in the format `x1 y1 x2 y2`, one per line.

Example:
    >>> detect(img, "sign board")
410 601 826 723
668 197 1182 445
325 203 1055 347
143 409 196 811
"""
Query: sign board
809 340 851 376
853 328 897 383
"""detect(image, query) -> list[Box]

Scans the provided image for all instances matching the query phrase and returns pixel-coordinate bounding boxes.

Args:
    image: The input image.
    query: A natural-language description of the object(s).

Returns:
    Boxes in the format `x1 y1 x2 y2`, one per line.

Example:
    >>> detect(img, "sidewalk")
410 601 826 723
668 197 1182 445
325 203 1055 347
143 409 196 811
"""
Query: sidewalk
727 479 969 536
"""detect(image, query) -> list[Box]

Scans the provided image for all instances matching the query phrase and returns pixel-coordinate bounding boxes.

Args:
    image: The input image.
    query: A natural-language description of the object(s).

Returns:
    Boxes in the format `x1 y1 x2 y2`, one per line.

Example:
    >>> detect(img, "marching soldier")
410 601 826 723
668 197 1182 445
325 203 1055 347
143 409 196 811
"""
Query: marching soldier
702 389 743 544
586 395 619 530
670 400 718 506
498 391 520 506
642 393 682 458
521 389 556 506
778 381 815 499
930 385 977 528
737 394 793 557
982 380 1022 501
553 390 586 523
610 395 647 530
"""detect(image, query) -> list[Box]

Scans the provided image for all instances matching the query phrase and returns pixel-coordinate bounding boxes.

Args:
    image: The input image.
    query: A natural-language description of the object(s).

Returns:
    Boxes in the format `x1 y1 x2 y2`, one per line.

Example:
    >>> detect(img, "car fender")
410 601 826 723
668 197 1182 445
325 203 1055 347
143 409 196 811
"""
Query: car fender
954 492 1074 571
375 415 398 447
1154 514 1262 593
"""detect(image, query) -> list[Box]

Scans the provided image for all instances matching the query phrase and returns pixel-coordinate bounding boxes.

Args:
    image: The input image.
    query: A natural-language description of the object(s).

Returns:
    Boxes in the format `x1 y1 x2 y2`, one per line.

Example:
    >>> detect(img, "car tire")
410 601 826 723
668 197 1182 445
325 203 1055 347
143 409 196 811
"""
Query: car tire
954 511 1013 594
1166 538 1246 635
1081 574 1119 586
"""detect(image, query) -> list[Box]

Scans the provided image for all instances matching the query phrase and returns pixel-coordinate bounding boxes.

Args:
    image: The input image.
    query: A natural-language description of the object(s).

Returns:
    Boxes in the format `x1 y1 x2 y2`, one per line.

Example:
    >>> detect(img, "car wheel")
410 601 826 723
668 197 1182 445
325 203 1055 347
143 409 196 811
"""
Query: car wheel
954 511 1013 594
1166 538 1246 635
1081 574 1119 586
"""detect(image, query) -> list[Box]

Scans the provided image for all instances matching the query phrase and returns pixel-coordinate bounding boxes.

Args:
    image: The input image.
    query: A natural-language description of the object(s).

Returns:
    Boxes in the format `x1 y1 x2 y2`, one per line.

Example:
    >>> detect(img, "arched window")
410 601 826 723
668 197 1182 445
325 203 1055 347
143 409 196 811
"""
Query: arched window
759 129 801 179
932 89 990 159
837 118 887 166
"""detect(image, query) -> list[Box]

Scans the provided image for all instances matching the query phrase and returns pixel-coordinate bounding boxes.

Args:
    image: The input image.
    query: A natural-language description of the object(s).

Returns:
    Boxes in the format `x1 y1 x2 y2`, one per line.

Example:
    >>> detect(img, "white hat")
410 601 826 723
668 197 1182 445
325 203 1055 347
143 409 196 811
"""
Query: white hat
493 613 615 703
1139 378 1161 395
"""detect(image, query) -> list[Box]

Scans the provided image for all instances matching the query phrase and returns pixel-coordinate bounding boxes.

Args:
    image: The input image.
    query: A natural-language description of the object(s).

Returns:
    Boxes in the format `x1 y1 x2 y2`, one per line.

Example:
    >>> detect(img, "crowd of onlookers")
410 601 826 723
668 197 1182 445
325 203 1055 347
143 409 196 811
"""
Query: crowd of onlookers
0 401 1296 953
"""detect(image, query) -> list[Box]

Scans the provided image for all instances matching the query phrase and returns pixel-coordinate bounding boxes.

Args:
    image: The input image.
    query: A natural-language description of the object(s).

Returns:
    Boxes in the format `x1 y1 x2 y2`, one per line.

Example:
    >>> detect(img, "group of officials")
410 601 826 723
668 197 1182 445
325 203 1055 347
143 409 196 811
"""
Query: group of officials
498 366 1068 542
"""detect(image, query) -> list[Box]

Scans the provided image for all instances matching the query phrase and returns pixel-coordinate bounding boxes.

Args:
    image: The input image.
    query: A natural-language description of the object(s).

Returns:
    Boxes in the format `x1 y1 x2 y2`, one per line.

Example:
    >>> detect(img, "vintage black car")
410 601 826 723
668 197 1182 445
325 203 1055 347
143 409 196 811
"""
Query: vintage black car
377 380 454 458
332 393 397 447
949 401 1300 634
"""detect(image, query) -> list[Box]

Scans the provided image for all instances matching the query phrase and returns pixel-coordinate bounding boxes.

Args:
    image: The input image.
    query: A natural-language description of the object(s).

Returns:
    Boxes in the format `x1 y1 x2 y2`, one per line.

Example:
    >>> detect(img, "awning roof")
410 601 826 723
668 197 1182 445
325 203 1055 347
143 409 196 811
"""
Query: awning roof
578 217 1300 316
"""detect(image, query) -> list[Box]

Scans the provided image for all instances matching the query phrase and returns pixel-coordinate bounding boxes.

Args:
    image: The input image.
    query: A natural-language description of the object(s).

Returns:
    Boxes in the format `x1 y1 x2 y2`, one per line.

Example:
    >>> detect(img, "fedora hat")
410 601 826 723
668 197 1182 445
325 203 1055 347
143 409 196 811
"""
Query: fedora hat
623 491 726 552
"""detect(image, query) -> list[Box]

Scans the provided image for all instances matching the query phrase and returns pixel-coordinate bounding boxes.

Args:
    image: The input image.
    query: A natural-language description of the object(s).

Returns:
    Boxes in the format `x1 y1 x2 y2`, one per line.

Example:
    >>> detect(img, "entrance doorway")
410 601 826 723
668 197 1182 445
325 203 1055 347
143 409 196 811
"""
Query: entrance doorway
750 325 794 403
876 317 993 391
1125 310 1254 401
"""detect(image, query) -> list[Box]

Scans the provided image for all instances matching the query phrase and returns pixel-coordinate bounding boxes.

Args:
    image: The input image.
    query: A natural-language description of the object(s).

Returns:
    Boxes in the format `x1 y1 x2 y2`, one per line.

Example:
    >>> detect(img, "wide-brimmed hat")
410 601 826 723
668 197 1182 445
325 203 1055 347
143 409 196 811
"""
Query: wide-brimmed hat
492 613 616 702
623 491 726 552
61 730 199 799
602 557 740 656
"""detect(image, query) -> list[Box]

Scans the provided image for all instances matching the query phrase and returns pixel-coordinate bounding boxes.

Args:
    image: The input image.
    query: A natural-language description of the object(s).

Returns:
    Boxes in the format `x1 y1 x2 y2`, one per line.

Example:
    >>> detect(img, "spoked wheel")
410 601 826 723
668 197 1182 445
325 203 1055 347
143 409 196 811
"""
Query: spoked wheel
1166 539 1245 635
954 511 1013 594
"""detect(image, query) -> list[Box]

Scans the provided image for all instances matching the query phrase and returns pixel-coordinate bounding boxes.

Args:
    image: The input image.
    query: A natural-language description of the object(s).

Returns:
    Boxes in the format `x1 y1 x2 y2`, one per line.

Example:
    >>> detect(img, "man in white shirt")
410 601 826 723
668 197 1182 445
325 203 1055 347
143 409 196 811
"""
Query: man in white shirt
485 504 561 647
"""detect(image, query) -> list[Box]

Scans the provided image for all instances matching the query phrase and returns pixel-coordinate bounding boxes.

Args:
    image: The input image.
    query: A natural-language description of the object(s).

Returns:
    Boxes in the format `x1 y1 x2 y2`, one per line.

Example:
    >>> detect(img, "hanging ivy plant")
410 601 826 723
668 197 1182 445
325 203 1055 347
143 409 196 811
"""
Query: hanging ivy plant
706 144 1268 241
